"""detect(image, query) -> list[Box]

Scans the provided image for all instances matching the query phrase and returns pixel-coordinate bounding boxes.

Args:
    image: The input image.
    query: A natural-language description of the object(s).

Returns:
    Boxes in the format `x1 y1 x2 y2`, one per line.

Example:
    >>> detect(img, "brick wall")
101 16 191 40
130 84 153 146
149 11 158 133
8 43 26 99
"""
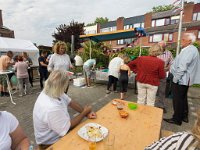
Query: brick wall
144 12 152 28
183 3 195 23
116 17 124 30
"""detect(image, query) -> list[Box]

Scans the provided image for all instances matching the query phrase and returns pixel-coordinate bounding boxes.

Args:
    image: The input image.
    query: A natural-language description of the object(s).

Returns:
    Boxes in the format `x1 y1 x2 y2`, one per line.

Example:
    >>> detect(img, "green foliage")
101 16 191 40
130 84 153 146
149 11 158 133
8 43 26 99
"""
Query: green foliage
52 21 85 51
166 47 176 58
86 17 109 26
80 41 109 68
192 84 200 88
109 46 149 61
152 4 174 12
193 41 200 50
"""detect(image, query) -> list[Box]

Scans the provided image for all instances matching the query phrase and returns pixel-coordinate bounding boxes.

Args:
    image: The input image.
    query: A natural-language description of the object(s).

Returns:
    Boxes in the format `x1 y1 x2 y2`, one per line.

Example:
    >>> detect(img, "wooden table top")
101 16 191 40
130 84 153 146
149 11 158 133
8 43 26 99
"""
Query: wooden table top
47 100 163 150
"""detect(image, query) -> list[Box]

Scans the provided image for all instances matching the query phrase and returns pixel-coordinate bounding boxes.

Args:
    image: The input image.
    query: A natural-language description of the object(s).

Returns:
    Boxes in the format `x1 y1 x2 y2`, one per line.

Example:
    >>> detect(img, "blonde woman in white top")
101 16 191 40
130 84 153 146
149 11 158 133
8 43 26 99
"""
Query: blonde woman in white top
48 41 73 72
33 70 96 149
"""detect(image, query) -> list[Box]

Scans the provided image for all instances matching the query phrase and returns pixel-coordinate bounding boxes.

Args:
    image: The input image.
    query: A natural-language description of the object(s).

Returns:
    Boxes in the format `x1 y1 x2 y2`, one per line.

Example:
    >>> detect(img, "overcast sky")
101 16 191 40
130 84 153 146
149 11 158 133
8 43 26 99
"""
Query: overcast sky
0 0 199 46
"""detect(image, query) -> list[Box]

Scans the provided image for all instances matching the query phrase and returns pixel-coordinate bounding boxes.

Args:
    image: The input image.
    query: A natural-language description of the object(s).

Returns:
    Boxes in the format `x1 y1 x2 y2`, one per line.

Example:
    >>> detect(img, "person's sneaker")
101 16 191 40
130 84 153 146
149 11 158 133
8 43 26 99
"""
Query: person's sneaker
114 91 119 93
106 90 111 94
19 94 23 97
4 92 10 97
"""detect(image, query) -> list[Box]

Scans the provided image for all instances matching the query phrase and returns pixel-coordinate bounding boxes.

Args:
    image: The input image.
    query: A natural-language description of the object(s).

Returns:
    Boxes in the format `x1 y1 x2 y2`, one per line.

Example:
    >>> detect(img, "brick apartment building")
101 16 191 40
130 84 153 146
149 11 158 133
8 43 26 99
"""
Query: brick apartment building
84 2 200 49
0 10 15 38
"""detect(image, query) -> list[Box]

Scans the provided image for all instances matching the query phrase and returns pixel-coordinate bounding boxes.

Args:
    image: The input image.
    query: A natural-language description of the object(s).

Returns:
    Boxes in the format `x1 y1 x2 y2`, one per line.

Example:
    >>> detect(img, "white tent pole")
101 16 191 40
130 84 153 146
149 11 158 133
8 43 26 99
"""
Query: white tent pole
176 0 184 56
90 40 92 59
139 37 142 57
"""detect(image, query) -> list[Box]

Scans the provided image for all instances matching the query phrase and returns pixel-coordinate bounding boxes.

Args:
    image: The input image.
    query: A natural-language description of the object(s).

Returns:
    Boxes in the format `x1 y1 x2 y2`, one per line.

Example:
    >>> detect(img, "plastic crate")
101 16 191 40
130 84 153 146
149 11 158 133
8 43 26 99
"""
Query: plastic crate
73 77 86 87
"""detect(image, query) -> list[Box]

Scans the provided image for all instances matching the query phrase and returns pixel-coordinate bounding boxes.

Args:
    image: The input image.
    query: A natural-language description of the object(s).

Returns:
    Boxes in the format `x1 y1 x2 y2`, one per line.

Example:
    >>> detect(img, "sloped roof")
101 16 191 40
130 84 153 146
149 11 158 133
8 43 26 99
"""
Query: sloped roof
100 21 117 28
146 21 200 34
124 15 144 25
152 9 181 19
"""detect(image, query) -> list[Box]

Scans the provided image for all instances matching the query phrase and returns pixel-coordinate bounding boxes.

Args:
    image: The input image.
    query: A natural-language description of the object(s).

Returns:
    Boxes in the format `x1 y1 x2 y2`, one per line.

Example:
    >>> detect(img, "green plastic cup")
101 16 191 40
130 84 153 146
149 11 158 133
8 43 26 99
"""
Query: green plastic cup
128 103 137 110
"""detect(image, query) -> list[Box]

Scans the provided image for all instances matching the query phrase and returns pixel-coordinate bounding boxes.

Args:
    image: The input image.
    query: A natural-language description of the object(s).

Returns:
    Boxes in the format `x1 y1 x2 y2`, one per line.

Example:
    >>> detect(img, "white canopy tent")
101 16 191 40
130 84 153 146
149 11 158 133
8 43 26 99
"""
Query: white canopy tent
0 37 39 66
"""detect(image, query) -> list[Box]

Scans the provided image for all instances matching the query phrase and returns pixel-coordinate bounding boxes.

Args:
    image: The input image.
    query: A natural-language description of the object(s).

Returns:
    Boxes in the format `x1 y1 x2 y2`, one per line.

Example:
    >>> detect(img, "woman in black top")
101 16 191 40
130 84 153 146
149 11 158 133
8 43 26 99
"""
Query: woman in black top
119 56 131 100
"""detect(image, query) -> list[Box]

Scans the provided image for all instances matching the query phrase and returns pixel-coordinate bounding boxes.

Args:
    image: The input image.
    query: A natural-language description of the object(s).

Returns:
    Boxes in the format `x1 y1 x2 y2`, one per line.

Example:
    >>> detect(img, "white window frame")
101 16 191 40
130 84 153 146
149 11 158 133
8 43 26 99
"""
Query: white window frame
151 20 155 27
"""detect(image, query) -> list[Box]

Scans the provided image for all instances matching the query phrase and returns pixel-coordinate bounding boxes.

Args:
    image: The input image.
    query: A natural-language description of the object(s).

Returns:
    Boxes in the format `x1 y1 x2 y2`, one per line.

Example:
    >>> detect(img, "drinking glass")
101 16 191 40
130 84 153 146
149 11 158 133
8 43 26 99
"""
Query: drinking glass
88 137 96 150
103 133 115 150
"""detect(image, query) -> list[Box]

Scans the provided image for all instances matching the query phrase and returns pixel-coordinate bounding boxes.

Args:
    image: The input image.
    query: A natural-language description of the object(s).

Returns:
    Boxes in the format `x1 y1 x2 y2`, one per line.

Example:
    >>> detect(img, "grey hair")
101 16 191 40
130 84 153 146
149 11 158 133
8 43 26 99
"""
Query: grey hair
43 70 69 99
184 33 196 43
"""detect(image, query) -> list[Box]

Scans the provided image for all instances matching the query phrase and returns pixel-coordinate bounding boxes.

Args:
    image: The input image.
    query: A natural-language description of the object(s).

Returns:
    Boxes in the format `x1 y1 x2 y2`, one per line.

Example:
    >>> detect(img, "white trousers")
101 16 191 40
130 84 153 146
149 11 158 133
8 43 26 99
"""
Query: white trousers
137 82 158 106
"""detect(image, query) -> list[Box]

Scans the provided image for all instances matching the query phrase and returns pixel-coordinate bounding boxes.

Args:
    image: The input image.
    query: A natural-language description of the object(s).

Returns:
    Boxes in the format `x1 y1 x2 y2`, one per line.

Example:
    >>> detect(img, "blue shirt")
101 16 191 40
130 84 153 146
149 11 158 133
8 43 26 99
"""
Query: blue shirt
83 59 96 67
170 45 200 86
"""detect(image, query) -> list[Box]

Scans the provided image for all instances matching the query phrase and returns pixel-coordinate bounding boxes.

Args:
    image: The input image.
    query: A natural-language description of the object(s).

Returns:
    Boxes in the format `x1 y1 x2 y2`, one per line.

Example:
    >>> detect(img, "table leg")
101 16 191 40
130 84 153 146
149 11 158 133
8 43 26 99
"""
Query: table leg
6 74 16 105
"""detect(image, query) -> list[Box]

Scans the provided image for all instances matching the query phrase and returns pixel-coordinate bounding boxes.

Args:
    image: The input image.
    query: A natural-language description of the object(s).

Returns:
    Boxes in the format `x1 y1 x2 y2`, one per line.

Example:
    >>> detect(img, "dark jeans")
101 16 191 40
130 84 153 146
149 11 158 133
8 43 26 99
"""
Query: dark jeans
28 69 33 87
39 69 48 89
107 75 118 91
172 82 189 123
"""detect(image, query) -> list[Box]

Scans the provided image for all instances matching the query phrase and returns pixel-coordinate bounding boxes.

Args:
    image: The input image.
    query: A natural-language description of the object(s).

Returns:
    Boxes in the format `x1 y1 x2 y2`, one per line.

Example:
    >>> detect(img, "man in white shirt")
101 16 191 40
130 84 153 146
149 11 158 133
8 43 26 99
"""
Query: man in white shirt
83 59 96 87
107 54 124 94
164 33 200 126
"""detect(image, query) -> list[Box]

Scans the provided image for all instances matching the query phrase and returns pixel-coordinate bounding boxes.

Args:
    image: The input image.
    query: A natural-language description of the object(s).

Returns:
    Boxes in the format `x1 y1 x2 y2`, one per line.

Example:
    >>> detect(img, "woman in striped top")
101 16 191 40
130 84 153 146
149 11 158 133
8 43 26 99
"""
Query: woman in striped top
145 111 200 150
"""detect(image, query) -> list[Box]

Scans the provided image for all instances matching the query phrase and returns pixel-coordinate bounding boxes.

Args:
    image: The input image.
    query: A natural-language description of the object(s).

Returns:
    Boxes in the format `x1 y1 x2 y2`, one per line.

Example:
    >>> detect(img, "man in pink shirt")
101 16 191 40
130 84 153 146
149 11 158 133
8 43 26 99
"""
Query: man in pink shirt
155 41 173 113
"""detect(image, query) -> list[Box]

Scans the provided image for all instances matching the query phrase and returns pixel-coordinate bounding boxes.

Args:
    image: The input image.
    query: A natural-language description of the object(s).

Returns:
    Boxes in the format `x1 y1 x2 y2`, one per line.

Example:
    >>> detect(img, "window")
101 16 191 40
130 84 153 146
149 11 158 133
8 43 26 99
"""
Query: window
117 39 124 45
155 19 165 26
141 23 144 28
169 33 173 41
124 38 133 44
193 13 197 20
100 26 116 33
198 31 200 39
149 33 173 43
193 12 200 21
100 28 109 33
171 15 180 24
124 25 129 30
85 30 96 35
133 23 141 28
153 34 163 42
112 26 117 31
165 18 170 25
163 33 169 41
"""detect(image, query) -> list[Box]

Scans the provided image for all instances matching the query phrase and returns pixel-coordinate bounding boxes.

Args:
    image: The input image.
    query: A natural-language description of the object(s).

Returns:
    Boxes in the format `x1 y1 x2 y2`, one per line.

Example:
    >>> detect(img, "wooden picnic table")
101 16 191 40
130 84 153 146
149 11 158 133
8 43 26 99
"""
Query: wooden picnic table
47 100 163 150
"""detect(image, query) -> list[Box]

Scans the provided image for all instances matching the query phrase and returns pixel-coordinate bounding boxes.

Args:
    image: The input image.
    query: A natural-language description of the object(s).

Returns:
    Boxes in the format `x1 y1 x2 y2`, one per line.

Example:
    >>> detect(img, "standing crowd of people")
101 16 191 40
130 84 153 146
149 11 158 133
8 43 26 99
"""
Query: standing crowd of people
0 32 200 149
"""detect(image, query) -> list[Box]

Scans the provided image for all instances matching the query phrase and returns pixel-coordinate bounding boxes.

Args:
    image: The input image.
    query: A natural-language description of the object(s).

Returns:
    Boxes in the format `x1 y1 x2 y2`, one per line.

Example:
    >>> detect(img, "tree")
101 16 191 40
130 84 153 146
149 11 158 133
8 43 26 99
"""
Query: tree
52 21 85 51
80 41 109 68
86 17 109 26
152 5 174 13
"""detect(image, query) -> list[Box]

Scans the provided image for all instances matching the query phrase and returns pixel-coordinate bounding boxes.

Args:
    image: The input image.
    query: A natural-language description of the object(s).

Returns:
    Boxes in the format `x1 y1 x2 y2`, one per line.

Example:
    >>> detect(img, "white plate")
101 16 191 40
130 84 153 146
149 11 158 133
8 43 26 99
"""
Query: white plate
77 123 108 142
